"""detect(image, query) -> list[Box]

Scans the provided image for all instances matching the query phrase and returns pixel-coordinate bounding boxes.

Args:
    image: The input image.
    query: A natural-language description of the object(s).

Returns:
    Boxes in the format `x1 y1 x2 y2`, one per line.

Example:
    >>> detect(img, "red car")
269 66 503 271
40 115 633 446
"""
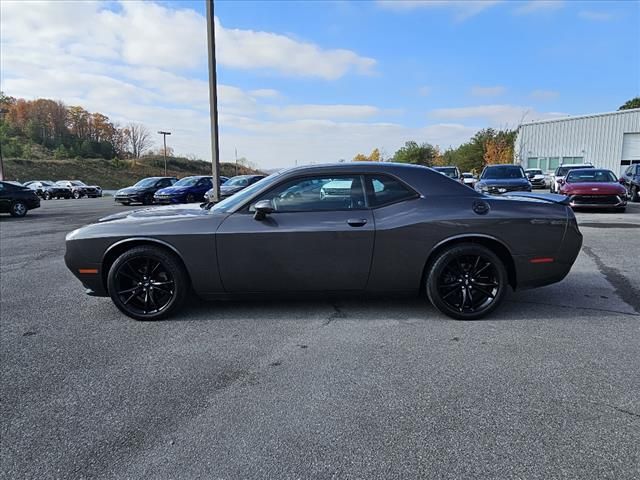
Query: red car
558 168 627 212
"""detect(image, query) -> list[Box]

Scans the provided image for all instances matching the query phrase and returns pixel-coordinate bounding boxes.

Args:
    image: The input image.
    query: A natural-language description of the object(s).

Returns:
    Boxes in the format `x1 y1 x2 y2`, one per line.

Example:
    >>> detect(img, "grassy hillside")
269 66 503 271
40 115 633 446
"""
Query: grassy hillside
3 156 262 189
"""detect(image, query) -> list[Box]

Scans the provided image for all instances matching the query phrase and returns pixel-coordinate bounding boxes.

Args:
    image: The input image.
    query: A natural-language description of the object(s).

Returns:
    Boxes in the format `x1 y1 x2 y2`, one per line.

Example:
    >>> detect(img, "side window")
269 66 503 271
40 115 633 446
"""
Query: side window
158 179 172 188
199 178 212 188
366 175 417 207
250 175 366 212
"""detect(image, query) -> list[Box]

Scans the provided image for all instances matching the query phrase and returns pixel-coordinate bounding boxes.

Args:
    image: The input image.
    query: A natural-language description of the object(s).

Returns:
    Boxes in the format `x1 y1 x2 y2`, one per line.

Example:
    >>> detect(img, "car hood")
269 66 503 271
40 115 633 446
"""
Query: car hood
478 178 530 186
118 186 154 194
156 186 189 195
563 182 626 195
220 185 244 194
98 204 210 223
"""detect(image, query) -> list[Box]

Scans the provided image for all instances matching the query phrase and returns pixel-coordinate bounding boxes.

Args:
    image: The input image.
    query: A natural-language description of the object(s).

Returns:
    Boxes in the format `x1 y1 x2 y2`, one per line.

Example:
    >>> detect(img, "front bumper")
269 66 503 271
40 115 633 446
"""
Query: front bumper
154 195 184 204
115 194 142 203
569 195 627 209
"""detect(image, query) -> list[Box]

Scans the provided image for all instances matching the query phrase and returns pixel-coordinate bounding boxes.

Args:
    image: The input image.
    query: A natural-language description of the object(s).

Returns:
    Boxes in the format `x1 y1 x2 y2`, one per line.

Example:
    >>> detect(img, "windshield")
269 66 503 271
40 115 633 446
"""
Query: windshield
211 173 280 213
556 166 592 177
133 178 159 188
173 177 200 187
71 181 86 186
434 167 457 178
526 170 542 175
41 181 54 186
566 170 617 183
482 166 525 179
225 176 250 187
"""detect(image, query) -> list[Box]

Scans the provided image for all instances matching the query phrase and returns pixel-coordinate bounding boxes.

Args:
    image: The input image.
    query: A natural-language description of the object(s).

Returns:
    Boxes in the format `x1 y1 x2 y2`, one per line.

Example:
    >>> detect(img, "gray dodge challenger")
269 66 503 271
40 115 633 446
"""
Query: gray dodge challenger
65 163 582 321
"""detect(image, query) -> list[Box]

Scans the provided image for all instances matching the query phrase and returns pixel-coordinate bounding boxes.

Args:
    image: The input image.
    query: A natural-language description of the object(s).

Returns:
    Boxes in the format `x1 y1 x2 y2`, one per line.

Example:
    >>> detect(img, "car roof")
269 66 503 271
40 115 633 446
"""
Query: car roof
558 164 593 168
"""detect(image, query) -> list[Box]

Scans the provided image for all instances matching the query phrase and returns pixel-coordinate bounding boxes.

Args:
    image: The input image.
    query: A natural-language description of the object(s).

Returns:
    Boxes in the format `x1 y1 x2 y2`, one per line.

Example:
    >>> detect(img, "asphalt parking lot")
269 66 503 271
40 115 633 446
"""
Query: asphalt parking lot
1 198 639 479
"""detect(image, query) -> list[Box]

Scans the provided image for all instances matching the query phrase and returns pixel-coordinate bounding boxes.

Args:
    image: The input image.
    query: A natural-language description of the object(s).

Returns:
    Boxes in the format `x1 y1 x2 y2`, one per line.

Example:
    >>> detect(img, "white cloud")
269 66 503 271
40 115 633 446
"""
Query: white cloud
214 18 376 80
249 89 280 98
430 104 567 126
530 89 560 100
578 10 614 22
377 0 502 21
514 1 563 15
266 104 380 120
471 85 506 97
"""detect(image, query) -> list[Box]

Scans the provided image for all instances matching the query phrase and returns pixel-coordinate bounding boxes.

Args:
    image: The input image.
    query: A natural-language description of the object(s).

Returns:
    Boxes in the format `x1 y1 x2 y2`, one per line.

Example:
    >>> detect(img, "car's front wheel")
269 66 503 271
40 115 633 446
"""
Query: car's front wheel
630 185 639 202
186 193 196 203
10 201 28 218
107 246 189 321
73 191 82 199
426 243 508 320
44 191 52 200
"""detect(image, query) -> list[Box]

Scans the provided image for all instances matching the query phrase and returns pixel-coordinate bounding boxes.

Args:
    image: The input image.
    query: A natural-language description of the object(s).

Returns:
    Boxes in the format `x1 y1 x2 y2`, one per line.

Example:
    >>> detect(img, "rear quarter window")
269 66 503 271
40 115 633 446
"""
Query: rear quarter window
366 174 418 207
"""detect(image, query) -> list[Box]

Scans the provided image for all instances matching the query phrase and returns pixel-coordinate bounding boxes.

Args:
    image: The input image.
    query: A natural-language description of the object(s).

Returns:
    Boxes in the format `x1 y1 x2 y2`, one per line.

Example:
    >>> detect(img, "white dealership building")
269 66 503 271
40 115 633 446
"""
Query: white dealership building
515 108 640 176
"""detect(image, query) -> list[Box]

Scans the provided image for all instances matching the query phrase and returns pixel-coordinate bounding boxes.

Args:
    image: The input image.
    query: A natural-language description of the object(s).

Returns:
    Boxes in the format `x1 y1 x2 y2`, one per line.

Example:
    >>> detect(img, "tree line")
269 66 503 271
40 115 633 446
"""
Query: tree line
353 128 517 174
0 93 153 161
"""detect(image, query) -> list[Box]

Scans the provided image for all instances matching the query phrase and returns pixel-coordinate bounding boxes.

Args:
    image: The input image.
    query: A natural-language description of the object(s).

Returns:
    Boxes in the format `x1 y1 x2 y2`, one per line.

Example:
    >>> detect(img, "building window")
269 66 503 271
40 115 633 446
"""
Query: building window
562 156 584 164
539 157 548 172
527 157 538 169
549 157 560 171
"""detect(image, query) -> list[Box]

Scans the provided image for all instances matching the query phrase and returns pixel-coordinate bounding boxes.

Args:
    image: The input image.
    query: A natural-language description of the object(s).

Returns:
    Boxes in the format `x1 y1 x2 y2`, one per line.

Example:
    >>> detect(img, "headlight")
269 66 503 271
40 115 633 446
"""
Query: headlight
475 184 488 192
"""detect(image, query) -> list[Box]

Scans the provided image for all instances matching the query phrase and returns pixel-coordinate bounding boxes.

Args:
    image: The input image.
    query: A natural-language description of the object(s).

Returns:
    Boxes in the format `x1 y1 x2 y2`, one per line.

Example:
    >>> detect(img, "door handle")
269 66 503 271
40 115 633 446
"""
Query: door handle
347 218 368 227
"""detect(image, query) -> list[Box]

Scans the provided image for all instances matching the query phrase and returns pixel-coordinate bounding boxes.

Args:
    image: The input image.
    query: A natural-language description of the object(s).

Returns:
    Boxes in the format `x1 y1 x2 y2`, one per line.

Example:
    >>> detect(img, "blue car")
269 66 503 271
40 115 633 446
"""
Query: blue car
154 176 215 204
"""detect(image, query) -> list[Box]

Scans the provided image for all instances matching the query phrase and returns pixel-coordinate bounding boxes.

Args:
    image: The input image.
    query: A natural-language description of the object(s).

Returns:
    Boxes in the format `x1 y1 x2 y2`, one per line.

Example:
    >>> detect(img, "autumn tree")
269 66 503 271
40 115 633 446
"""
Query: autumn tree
353 148 382 162
125 123 152 160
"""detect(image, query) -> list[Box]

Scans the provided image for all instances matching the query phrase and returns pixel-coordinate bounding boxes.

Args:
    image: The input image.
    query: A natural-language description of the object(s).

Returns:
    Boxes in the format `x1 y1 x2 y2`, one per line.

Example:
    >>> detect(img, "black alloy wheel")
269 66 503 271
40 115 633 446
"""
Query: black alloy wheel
427 243 508 320
631 185 639 202
107 246 188 320
73 190 82 199
143 194 154 205
186 193 196 203
10 201 28 218
44 191 52 200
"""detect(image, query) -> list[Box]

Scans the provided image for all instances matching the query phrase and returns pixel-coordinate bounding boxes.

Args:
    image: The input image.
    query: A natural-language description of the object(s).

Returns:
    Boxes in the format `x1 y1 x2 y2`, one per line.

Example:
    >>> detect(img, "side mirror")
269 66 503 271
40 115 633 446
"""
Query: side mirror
619 178 626 184
557 179 565 185
253 199 274 220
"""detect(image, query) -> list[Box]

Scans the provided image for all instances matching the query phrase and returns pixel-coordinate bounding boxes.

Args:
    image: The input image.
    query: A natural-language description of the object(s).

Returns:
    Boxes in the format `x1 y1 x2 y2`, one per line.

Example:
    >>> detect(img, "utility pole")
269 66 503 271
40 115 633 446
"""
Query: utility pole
206 0 221 201
235 147 238 176
157 131 171 175
0 109 7 180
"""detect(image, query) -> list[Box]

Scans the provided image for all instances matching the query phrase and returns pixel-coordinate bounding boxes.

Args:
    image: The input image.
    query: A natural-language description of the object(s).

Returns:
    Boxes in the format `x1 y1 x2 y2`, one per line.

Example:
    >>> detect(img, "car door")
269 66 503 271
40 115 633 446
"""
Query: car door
196 178 212 198
0 183 10 213
216 174 375 292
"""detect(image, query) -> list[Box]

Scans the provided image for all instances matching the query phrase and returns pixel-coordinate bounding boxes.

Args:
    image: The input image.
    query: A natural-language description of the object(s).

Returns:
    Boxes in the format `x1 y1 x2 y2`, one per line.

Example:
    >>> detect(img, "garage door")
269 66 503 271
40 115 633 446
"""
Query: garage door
622 133 640 161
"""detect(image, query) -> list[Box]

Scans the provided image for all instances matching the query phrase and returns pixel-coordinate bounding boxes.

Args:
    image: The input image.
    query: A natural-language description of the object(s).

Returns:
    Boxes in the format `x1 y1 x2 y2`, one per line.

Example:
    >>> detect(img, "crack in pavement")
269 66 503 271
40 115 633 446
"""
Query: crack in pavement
588 400 640 420
582 245 640 314
506 299 639 316
324 304 347 326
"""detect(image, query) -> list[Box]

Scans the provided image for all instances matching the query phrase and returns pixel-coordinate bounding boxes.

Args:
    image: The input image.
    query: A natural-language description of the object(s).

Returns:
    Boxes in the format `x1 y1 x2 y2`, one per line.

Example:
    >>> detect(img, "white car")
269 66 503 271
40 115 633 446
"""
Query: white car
550 163 594 193
461 172 477 188
524 169 547 189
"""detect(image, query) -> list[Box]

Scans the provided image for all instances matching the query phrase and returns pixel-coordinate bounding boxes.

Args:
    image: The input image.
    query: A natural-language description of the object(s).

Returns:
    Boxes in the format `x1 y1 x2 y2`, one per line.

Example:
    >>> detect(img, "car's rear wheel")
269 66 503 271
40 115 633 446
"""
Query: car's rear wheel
186 193 196 203
73 190 82 199
426 243 508 320
10 201 28 217
44 191 52 200
142 194 154 205
630 185 639 202
107 246 188 321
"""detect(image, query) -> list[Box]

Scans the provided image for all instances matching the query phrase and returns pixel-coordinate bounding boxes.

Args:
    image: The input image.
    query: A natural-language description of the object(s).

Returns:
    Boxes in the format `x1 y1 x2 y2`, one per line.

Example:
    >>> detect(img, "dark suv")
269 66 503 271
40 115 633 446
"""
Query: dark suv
114 177 177 205
621 164 640 202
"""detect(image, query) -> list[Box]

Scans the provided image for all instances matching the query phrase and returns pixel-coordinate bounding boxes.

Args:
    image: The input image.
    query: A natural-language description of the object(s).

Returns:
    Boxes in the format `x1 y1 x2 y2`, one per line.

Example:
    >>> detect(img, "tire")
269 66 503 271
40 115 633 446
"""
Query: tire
43 191 52 200
107 246 189 321
142 194 154 205
10 201 28 218
73 190 82 199
426 243 508 320
630 185 639 203
186 193 196 203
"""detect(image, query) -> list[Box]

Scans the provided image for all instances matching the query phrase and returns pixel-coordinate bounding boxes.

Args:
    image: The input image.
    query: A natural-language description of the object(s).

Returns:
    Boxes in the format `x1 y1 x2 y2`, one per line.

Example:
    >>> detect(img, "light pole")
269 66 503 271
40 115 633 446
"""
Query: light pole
157 130 171 175
0 108 8 180
206 0 221 202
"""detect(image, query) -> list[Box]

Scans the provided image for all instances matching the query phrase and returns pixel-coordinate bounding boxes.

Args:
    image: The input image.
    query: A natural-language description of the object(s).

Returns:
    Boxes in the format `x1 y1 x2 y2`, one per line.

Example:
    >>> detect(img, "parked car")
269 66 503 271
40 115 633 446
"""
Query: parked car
205 175 264 202
0 181 41 217
558 168 627 212
475 165 531 194
432 166 463 183
550 163 594 193
620 163 640 202
154 176 214 204
114 177 177 205
56 180 102 199
23 180 72 200
461 172 477 188
65 163 582 322
525 169 547 189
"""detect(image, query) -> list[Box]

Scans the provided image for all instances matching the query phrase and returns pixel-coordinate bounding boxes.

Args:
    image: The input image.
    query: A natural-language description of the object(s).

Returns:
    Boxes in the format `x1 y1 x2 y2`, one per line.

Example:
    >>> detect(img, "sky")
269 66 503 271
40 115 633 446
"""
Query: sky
1 0 638 169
